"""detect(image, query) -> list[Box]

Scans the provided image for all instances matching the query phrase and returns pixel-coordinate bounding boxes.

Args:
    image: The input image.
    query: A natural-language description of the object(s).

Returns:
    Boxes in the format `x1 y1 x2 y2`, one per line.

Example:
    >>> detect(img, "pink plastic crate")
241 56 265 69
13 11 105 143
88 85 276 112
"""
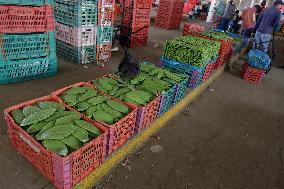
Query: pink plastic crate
4 95 108 189
89 75 161 135
98 0 115 8
0 5 55 33
55 22 96 47
51 82 138 156
134 96 161 134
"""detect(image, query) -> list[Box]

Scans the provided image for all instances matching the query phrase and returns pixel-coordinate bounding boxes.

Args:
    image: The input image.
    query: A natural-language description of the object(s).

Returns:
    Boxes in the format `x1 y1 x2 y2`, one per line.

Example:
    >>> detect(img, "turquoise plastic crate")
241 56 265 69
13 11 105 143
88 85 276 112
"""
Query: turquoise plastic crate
97 26 113 44
173 78 188 104
0 32 56 63
54 0 98 27
0 54 57 84
157 84 177 117
0 0 53 5
56 40 96 64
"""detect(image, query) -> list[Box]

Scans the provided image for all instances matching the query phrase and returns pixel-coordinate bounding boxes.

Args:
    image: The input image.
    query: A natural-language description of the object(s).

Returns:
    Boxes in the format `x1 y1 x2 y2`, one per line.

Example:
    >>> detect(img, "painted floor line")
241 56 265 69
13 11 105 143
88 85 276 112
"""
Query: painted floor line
74 65 225 189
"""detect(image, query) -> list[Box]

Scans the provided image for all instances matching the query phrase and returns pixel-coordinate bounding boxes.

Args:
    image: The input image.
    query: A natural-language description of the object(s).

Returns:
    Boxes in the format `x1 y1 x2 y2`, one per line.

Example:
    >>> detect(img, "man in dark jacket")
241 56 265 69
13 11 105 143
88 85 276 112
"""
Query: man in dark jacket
218 0 236 31
253 0 283 52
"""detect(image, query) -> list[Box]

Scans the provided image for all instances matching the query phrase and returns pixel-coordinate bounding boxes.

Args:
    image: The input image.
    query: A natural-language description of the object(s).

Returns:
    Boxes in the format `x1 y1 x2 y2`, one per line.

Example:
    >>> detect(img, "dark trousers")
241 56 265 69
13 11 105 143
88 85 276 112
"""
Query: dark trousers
218 17 231 31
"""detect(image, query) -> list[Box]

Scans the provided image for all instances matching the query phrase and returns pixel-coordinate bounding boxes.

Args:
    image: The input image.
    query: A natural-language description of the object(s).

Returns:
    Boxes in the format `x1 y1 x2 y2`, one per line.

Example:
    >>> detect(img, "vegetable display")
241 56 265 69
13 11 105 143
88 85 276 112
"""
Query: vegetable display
162 35 220 68
92 63 186 106
11 101 102 156
201 31 234 40
60 86 131 125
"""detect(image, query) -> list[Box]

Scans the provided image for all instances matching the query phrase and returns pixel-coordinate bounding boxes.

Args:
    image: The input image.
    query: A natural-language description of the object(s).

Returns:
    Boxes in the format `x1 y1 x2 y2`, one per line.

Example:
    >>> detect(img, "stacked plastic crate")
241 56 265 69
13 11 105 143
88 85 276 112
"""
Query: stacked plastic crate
97 0 114 61
182 23 205 36
0 1 57 84
155 0 184 30
54 0 98 64
122 0 152 48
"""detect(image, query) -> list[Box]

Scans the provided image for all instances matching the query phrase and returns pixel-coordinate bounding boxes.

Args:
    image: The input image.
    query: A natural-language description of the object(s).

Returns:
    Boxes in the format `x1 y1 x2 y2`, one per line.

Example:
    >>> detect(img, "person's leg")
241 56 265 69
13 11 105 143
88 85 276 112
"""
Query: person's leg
260 33 271 53
223 18 230 31
218 17 226 30
254 31 261 49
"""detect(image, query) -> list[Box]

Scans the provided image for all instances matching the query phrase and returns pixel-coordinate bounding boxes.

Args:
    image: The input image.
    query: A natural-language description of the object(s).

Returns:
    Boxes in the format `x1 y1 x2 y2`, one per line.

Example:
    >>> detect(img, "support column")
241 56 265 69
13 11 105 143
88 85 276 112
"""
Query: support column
206 0 219 22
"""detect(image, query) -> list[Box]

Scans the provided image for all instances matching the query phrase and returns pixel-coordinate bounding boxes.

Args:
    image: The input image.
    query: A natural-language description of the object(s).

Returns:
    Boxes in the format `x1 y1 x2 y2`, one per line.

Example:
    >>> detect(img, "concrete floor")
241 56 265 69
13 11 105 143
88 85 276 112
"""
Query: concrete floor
0 20 284 189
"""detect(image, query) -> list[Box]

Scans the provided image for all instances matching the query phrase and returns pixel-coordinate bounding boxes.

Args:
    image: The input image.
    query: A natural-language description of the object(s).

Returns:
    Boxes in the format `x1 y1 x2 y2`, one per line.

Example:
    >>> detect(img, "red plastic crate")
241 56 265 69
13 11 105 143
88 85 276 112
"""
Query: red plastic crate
242 62 265 84
130 27 149 48
183 23 205 35
51 82 138 156
89 75 161 135
122 7 151 26
0 5 55 33
134 95 161 134
134 0 152 9
202 60 216 82
123 0 152 9
121 20 150 48
155 0 183 29
186 32 232 68
4 95 107 189
98 8 114 26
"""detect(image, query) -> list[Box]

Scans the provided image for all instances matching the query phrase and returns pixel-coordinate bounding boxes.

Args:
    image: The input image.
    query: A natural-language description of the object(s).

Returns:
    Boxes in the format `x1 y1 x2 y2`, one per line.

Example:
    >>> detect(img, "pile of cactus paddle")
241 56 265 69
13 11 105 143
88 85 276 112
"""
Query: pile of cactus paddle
59 86 131 125
11 101 102 156
162 35 220 68
92 63 186 106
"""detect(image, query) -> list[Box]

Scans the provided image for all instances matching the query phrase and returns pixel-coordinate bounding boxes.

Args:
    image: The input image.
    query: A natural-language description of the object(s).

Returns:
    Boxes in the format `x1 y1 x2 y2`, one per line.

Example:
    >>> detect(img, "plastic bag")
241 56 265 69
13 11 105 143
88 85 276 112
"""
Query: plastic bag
118 52 140 80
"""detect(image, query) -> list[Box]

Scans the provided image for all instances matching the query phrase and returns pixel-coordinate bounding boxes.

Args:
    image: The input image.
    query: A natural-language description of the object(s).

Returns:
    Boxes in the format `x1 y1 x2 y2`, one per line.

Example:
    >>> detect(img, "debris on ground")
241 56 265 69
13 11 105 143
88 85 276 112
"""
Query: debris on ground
153 43 159 48
121 158 131 170
83 66 88 69
150 144 164 153
96 61 105 68
152 135 160 140
207 87 215 92
184 106 190 116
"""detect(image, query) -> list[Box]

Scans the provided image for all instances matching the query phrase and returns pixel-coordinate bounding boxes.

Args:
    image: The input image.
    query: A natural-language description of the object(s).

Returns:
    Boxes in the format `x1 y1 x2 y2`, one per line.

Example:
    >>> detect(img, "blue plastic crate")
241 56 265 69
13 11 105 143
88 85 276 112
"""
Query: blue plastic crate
56 40 96 64
0 0 53 6
161 57 206 89
161 57 208 75
0 54 57 84
0 32 56 63
97 26 113 44
54 0 98 27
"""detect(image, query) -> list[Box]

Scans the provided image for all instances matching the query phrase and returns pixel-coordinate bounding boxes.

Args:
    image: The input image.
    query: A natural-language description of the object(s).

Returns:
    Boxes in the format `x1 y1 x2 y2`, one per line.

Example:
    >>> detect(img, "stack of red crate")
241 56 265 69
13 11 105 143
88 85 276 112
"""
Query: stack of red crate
155 0 184 29
121 0 152 48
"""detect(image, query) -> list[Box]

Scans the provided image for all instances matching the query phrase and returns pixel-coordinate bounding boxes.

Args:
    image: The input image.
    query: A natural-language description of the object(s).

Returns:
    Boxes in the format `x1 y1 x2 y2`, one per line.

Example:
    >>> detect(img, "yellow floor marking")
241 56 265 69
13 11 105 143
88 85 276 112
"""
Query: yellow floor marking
74 65 225 189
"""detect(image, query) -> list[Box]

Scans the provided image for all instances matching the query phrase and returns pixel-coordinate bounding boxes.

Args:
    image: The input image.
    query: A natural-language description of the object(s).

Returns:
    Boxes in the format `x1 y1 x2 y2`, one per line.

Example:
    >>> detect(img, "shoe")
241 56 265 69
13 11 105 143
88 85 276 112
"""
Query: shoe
111 47 119 52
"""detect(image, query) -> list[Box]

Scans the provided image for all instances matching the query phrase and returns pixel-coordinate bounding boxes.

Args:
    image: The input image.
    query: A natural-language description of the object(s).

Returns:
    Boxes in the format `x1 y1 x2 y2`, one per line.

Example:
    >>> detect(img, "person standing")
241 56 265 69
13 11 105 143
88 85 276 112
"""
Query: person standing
218 0 236 31
188 8 194 20
232 10 242 34
253 0 283 52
